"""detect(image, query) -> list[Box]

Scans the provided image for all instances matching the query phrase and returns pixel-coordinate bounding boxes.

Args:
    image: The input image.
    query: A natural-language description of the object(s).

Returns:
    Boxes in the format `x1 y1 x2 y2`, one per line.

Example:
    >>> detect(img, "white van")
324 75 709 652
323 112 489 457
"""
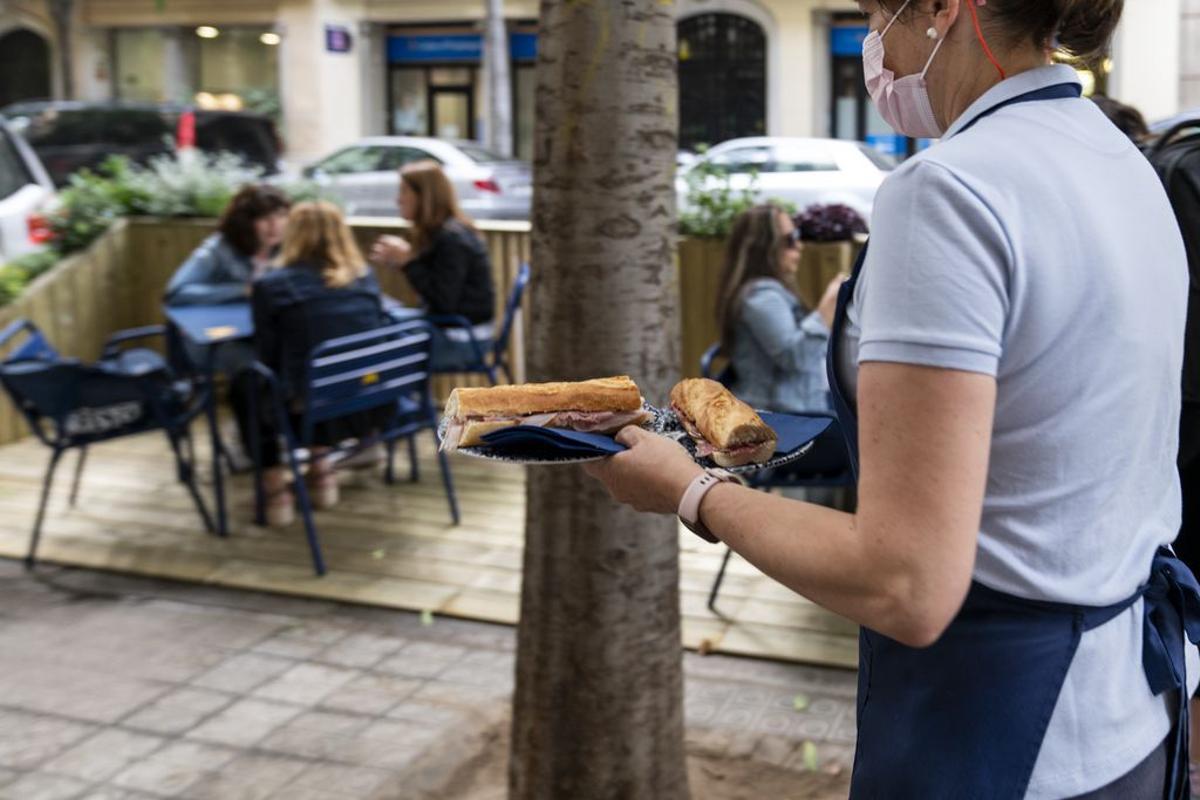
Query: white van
0 118 54 263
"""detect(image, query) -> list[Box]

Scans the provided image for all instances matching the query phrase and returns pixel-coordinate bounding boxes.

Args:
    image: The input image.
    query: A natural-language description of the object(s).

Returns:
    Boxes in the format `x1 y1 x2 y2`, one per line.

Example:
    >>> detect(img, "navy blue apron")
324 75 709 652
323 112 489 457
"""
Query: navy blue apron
826 83 1200 799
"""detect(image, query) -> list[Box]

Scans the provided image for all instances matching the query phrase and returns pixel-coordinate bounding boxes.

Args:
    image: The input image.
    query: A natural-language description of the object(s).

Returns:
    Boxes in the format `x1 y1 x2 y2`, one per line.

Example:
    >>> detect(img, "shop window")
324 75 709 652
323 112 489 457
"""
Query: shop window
677 13 767 151
114 29 168 103
0 29 51 109
391 70 429 136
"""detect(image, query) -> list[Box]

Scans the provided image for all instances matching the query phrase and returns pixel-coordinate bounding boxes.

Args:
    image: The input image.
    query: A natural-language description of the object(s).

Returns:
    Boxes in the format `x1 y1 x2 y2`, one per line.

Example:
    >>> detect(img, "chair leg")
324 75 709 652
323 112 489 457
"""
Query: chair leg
407 435 419 483
27 448 65 570
707 547 735 614
286 444 327 577
165 431 216 534
485 366 499 386
248 384 265 527
430 424 459 525
499 360 513 385
68 446 87 507
384 440 397 485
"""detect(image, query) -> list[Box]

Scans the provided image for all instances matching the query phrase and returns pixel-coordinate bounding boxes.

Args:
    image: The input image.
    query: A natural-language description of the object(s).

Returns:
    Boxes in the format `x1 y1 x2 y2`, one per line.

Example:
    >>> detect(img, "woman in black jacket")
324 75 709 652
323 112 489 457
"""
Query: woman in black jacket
369 161 496 370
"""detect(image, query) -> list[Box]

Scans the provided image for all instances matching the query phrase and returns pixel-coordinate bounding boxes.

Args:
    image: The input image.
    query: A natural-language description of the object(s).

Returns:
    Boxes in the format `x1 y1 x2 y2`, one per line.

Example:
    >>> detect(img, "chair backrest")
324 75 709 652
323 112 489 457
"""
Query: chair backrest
299 318 434 441
699 342 737 388
0 358 160 445
492 262 531 362
0 319 59 364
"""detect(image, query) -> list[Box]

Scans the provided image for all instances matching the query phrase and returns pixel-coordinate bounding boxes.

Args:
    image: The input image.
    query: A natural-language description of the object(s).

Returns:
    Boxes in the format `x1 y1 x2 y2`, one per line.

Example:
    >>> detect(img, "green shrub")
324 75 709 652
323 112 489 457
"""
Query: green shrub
678 150 759 239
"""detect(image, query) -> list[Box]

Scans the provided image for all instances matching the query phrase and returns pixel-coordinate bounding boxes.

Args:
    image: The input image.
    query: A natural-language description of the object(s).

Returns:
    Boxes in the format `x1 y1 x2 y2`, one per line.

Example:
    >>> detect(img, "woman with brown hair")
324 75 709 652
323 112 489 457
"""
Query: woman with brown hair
588 1 1199 796
369 160 496 370
165 184 291 307
716 204 841 413
251 201 392 525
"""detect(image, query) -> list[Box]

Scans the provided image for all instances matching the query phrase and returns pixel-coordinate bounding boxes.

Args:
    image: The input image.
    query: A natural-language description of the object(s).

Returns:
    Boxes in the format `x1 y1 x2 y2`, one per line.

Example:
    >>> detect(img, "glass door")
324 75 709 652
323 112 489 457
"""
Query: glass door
431 88 472 139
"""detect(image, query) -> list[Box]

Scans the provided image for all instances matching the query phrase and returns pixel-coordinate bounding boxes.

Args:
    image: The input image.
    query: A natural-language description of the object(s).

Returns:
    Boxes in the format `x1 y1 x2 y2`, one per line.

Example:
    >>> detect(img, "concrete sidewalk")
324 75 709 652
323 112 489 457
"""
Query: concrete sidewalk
0 560 856 799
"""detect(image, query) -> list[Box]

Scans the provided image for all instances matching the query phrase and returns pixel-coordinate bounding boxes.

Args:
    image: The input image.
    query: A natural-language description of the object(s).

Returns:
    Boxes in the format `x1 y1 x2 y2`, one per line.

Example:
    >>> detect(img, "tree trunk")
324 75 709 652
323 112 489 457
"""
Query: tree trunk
483 0 513 157
509 2 687 799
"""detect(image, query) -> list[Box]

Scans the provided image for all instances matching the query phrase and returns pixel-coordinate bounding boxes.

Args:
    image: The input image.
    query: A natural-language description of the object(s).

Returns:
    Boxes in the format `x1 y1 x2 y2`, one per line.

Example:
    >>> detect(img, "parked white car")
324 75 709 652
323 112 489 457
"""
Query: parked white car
0 118 54 263
677 137 893 224
297 137 532 221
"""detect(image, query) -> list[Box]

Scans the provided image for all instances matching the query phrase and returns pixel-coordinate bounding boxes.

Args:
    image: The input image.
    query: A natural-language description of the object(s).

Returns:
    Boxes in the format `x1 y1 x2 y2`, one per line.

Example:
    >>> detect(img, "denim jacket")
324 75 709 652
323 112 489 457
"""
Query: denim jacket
251 264 388 398
164 234 256 307
728 278 832 413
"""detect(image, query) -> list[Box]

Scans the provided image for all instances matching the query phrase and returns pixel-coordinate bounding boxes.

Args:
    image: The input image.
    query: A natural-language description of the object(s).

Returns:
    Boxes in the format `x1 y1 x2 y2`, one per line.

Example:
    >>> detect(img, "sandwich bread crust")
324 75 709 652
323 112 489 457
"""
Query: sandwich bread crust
670 378 777 452
447 376 643 419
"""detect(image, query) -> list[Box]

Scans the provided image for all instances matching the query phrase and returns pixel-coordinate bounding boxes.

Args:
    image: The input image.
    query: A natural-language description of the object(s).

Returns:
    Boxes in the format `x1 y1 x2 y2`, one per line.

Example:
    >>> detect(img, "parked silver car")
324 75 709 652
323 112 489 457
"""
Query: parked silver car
0 118 54 263
677 136 893 224
300 137 532 220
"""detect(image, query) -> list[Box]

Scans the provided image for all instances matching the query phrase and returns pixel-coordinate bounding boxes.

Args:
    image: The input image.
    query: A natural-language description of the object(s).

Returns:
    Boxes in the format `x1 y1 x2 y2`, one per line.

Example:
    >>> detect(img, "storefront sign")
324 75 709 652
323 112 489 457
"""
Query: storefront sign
831 26 868 56
387 32 537 63
326 25 353 53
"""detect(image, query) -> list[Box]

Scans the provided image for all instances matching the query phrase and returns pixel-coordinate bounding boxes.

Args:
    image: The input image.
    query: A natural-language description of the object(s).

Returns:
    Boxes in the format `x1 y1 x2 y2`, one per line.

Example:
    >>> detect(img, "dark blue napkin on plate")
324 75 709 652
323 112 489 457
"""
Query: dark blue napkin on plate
758 413 834 455
480 426 626 459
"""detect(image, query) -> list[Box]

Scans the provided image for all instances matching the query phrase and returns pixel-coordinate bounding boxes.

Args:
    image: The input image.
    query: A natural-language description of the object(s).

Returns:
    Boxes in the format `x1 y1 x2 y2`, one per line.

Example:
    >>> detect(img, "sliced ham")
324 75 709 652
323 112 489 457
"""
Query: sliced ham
440 407 653 452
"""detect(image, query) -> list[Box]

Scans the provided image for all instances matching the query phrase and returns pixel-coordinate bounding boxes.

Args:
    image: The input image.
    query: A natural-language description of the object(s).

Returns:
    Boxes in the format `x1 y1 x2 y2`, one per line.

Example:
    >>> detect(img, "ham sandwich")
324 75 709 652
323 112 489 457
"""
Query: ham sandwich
440 376 653 451
670 378 777 467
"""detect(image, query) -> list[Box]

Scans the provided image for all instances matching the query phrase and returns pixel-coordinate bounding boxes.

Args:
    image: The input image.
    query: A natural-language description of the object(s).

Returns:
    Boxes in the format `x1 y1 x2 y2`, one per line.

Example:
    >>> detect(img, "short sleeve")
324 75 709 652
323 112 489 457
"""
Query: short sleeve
857 160 1011 376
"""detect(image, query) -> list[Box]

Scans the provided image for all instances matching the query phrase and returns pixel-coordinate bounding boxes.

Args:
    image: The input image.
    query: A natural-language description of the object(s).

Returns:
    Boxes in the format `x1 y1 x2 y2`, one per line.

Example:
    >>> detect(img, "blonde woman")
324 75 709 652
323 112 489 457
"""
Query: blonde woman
251 201 392 526
369 160 496 370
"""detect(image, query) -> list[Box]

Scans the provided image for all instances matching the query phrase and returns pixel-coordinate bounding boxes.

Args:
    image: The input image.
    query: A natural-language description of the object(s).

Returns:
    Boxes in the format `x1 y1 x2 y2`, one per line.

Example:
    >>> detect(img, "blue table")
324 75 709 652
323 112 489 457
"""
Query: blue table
164 303 253 538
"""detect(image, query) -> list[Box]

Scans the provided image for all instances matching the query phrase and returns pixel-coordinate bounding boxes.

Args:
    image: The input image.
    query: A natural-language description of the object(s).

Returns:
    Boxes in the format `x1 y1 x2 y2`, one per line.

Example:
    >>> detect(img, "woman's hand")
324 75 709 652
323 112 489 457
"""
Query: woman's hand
583 426 705 514
370 235 413 268
817 274 844 329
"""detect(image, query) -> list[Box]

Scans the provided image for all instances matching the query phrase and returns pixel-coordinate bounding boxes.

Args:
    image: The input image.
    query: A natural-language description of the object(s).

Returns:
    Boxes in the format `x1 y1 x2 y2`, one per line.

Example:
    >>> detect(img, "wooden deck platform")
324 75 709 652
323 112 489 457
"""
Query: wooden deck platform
0 429 858 669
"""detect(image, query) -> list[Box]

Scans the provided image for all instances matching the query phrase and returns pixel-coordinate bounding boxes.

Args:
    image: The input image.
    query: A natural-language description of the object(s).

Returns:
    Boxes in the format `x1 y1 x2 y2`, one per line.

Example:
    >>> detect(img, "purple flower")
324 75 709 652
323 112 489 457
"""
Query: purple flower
794 204 868 242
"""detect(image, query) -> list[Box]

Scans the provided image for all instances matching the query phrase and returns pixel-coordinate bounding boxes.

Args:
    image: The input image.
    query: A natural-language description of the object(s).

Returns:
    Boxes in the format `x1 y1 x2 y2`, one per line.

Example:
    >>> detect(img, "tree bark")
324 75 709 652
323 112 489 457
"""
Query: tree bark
483 0 513 157
509 2 686 799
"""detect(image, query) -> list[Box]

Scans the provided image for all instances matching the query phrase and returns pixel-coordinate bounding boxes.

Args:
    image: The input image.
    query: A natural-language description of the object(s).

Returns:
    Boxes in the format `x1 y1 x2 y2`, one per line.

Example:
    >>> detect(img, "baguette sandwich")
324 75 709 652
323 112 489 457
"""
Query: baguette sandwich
670 378 777 467
440 375 653 452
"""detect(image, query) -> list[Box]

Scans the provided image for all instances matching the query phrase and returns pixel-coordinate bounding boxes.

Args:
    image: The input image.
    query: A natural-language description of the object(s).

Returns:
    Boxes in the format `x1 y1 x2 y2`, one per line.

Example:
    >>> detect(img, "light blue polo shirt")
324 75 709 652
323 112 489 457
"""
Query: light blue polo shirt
838 65 1193 797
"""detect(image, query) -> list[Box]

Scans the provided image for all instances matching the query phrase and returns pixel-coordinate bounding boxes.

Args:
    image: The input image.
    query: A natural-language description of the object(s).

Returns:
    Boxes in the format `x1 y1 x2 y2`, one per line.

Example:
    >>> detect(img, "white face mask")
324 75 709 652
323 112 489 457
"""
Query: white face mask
862 0 947 139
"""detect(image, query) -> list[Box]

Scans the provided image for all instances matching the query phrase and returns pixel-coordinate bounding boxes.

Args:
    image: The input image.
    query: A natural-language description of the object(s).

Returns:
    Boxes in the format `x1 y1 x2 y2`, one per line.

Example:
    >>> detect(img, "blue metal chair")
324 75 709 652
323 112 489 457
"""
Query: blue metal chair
699 342 855 612
428 262 530 384
0 319 214 569
244 318 459 576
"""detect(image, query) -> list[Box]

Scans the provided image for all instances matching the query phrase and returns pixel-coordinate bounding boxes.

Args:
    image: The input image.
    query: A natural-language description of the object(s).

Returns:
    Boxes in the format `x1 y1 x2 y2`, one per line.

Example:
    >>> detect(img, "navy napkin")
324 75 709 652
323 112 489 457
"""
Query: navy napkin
480 426 627 459
477 413 833 463
758 413 834 456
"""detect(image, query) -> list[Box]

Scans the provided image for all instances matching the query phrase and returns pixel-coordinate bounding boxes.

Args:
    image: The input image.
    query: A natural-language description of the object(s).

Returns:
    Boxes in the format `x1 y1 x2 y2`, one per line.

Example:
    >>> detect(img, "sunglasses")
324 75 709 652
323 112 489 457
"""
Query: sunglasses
784 228 803 249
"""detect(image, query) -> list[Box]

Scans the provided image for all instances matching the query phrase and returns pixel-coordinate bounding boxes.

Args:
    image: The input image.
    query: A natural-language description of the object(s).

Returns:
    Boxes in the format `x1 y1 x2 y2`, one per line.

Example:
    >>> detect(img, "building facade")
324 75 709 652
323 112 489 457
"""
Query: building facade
0 0 1195 165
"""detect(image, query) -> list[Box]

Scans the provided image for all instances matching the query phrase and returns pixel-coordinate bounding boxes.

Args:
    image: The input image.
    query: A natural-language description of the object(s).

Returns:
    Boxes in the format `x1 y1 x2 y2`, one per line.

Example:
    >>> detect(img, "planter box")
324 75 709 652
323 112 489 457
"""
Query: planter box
794 241 854 311
677 237 726 378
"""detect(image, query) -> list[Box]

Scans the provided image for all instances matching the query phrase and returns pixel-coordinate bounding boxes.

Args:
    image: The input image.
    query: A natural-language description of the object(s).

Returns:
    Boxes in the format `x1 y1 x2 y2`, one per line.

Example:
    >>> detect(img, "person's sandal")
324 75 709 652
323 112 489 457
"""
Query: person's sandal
307 459 339 510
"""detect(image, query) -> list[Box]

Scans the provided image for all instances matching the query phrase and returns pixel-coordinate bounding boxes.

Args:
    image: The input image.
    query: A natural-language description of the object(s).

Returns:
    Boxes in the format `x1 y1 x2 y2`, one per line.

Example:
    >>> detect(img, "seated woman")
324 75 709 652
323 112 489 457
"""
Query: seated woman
369 161 496 371
165 185 291 468
165 184 291 307
252 201 394 526
716 204 842 414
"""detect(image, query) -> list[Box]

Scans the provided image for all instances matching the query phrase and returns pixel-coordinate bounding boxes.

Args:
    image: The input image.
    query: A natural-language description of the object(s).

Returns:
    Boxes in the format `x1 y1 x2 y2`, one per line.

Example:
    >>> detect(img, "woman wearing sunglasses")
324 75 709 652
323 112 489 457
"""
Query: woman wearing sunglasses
714 204 842 414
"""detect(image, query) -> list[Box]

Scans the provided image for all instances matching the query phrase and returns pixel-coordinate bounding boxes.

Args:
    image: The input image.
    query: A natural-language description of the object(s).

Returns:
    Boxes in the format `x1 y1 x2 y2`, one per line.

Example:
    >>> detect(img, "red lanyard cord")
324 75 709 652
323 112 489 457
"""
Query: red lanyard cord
967 0 1007 81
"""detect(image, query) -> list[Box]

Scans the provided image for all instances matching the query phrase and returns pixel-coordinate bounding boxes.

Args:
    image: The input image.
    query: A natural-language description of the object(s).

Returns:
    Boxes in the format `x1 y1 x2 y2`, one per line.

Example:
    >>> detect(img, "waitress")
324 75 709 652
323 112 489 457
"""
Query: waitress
586 0 1199 797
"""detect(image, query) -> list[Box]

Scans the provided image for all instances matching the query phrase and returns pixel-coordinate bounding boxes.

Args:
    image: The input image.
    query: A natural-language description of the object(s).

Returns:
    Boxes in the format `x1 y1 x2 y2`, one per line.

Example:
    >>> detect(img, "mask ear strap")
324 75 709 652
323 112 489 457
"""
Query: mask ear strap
919 35 947 77
880 0 914 39
967 0 1008 80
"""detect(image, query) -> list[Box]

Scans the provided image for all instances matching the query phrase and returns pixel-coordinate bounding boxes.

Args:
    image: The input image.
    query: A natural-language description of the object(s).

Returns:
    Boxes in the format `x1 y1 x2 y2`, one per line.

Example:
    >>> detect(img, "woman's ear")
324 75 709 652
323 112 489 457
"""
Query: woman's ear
931 0 960 37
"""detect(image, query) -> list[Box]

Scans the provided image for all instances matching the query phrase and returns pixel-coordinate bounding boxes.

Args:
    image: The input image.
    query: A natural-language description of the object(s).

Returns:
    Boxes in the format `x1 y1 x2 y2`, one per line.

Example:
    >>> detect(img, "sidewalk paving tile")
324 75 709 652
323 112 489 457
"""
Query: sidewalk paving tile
186 698 306 749
0 772 91 800
252 663 360 707
318 674 423 716
39 729 165 784
178 753 308 800
191 652 296 694
313 632 407 669
0 711 95 771
110 741 238 797
121 686 235 735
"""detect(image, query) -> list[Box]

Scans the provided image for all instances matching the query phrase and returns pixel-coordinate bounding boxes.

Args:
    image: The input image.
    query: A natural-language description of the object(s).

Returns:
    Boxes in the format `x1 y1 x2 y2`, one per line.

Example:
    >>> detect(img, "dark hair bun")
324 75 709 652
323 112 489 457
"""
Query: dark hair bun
988 0 1123 65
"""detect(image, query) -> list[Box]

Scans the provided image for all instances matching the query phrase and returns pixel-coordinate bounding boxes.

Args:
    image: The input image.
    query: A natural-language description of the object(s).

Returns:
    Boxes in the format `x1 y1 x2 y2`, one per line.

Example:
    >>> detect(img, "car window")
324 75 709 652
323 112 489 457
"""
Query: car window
377 146 437 171
707 146 771 174
314 146 388 175
23 108 172 148
856 143 897 171
455 143 509 163
768 145 839 173
195 116 274 165
0 129 34 200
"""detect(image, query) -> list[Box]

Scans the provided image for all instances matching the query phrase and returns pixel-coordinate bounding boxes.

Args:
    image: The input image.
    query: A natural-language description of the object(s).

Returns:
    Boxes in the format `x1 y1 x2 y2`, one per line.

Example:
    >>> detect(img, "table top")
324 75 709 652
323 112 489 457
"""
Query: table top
163 303 253 346
164 301 425 347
